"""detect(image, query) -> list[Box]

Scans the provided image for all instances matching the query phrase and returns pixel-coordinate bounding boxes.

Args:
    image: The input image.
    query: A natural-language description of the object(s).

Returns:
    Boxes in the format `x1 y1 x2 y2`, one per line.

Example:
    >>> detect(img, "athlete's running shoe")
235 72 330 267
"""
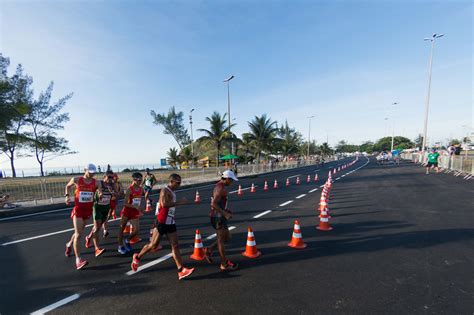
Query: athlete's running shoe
118 246 127 255
178 267 195 280
76 258 88 270
220 259 239 272
131 253 140 272
95 248 106 257
103 230 109 238
124 239 132 252
204 247 213 264
85 234 92 248
65 244 72 257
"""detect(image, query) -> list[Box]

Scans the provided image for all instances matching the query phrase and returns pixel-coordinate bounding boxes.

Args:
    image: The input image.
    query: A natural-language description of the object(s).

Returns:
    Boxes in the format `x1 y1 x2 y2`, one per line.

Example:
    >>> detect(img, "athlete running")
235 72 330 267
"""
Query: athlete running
426 148 440 175
131 174 194 280
118 172 144 254
205 170 239 271
85 170 118 256
64 163 102 270
143 168 157 208
103 172 123 237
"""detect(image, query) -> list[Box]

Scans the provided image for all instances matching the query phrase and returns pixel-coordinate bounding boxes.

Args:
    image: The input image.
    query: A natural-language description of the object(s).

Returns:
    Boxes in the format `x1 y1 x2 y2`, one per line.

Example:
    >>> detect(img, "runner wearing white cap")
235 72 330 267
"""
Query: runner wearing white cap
64 163 103 270
204 170 239 271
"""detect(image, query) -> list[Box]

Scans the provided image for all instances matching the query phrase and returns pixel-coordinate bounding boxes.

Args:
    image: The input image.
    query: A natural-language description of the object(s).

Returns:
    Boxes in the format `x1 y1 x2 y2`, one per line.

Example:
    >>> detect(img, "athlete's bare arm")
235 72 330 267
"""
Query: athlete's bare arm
64 177 78 204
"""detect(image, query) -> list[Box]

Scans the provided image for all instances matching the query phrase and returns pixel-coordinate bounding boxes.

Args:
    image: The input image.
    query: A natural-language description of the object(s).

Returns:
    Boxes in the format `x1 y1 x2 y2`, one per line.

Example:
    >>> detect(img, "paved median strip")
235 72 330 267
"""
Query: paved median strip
253 210 272 218
30 293 81 315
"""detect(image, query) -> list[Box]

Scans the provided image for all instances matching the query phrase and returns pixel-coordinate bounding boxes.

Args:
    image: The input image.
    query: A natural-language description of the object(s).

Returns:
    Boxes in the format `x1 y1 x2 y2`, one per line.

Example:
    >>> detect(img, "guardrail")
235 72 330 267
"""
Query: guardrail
401 152 473 177
0 157 336 207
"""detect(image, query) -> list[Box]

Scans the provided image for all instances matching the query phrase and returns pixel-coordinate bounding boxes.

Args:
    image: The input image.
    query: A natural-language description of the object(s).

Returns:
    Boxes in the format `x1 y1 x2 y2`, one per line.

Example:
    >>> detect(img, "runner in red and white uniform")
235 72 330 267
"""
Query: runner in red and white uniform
131 174 194 280
117 172 144 254
64 163 102 270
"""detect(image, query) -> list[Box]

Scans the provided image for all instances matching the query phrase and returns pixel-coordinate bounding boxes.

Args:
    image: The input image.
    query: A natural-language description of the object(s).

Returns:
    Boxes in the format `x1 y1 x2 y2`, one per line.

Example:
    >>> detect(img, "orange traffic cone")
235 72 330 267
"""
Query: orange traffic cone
129 225 142 244
306 175 311 183
238 185 243 196
314 174 318 182
296 177 301 185
145 199 152 212
250 183 256 193
190 230 206 260
264 181 269 191
194 190 201 203
286 178 290 186
328 171 332 178
273 180 279 189
288 220 307 249
242 227 261 258
333 168 336 174
124 221 131 234
317 209 333 231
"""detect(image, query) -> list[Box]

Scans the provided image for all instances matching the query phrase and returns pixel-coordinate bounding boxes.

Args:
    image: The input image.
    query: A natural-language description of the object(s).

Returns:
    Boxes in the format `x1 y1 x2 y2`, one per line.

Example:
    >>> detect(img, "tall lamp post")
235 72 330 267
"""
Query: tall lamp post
307 115 315 159
390 102 398 151
422 33 444 152
189 109 195 166
223 75 235 155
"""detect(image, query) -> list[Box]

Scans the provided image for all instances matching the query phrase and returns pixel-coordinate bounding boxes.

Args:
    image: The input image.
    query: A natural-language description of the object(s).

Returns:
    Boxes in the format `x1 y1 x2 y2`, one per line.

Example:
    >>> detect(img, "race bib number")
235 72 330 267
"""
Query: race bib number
79 191 93 203
145 180 152 186
98 195 111 205
132 198 141 207
168 207 176 218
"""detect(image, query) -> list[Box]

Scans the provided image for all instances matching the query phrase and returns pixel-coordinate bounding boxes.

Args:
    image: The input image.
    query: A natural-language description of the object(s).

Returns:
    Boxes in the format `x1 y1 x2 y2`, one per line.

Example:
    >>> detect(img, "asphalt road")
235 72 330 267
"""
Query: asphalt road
1 157 473 314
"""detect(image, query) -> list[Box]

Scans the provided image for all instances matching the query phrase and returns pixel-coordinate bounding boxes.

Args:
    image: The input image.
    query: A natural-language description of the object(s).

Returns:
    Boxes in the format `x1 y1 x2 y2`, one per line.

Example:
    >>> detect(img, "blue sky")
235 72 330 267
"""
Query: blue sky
0 0 472 171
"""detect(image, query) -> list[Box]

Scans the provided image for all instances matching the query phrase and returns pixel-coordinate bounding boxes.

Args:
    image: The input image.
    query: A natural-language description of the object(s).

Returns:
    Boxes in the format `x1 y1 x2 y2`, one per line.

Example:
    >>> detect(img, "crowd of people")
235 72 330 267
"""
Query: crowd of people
64 163 239 280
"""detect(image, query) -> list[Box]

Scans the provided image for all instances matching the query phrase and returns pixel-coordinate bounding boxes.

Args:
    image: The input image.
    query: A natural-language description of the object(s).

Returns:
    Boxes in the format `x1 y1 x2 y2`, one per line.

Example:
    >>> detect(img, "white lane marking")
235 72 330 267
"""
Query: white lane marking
206 226 236 240
30 293 81 315
1 218 121 246
229 186 257 194
296 194 306 199
309 188 318 193
279 200 293 207
253 210 272 218
319 184 325 187
336 177 341 180
126 253 173 276
287 174 301 179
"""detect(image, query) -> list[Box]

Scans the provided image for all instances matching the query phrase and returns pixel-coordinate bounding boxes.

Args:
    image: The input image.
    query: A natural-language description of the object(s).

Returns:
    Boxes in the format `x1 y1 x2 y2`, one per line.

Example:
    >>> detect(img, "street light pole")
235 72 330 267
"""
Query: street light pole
189 109 195 165
422 33 444 152
223 75 235 155
391 102 398 151
307 116 315 159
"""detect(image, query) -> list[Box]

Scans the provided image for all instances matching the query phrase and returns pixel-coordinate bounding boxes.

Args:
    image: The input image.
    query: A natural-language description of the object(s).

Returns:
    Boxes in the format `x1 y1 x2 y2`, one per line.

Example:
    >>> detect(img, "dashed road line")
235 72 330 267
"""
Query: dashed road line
287 174 301 179
309 188 318 193
229 186 256 194
206 226 236 240
296 194 306 199
253 210 272 218
279 200 294 207
30 293 81 315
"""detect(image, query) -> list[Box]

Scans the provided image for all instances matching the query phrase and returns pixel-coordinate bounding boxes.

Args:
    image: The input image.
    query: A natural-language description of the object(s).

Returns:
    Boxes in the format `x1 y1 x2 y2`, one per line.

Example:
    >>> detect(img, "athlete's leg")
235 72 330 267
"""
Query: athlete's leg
128 218 140 241
92 219 104 250
117 215 128 247
216 227 230 265
167 231 184 269
72 216 87 258
137 227 162 259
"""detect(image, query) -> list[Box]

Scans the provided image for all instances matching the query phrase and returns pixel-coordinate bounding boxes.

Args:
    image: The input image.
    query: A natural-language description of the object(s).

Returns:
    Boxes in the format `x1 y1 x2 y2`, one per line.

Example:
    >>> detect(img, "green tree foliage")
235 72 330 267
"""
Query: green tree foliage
166 147 180 167
319 142 333 157
151 106 190 150
277 120 302 158
26 82 75 176
0 62 33 177
197 111 232 167
414 134 423 149
245 114 279 164
335 140 359 153
359 141 374 153
374 136 414 152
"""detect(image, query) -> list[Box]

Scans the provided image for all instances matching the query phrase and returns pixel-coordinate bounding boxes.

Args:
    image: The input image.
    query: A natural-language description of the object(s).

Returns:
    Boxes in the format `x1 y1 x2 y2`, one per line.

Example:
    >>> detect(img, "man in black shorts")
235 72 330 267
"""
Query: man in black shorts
205 170 239 271
130 174 194 280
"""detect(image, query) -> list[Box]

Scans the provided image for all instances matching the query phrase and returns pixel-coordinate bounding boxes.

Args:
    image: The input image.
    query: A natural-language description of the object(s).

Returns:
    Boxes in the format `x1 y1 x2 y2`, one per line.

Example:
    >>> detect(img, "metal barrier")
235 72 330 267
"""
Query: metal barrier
0 157 336 206
401 152 474 177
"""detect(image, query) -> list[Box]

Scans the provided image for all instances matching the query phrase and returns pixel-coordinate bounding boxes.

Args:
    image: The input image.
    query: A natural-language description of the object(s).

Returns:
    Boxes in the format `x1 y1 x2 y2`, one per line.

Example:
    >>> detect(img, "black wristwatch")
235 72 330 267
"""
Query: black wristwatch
64 193 69 197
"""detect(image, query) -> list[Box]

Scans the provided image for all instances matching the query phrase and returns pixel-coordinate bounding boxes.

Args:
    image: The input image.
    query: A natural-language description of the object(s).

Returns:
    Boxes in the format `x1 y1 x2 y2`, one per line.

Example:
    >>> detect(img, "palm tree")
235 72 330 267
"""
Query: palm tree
278 120 302 158
197 111 234 167
246 114 279 164
319 142 333 158
167 147 180 168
